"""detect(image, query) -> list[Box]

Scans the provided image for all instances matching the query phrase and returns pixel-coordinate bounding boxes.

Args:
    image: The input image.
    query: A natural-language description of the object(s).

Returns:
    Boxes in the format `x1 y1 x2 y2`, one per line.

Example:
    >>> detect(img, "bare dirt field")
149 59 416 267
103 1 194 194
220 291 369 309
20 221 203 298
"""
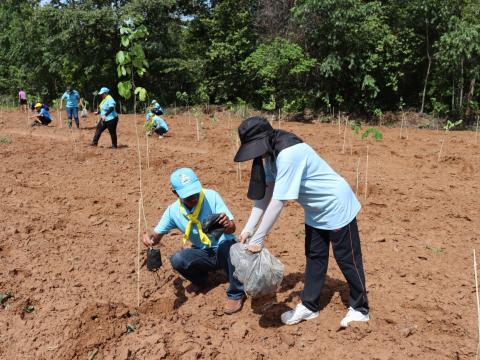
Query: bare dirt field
0 108 479 359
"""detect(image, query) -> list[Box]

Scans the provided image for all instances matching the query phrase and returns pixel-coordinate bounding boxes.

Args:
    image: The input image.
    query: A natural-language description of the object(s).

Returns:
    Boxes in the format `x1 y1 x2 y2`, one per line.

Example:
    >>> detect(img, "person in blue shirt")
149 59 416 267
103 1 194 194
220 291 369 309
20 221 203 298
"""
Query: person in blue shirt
152 109 169 138
142 167 245 314
30 102 52 126
90 87 119 149
234 116 369 327
60 86 84 128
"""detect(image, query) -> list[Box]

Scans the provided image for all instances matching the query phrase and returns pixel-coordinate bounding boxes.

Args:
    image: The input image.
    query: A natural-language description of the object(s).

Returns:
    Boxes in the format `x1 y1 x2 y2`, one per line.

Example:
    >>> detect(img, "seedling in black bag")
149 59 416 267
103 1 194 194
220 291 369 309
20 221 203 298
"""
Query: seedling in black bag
201 213 225 241
146 247 162 272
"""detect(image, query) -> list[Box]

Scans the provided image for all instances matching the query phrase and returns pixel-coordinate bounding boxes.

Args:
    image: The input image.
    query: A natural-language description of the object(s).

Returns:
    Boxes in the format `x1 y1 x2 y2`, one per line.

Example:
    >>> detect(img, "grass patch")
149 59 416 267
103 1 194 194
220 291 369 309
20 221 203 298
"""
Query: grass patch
0 135 11 144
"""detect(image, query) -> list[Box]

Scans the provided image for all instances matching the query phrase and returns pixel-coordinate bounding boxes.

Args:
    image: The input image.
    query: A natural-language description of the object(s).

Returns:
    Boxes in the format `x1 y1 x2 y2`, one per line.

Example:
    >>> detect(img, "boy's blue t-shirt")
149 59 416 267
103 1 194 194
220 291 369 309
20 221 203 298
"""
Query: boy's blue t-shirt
100 96 118 122
153 115 168 132
265 143 361 230
154 189 235 249
39 108 51 119
61 90 80 108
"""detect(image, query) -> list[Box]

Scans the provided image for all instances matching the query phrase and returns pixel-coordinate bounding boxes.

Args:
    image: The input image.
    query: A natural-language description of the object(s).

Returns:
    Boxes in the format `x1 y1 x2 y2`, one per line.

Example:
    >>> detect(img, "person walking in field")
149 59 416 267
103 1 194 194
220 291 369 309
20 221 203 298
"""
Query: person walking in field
30 102 52 126
90 87 119 149
234 116 369 326
18 88 28 112
60 86 84 128
142 167 245 314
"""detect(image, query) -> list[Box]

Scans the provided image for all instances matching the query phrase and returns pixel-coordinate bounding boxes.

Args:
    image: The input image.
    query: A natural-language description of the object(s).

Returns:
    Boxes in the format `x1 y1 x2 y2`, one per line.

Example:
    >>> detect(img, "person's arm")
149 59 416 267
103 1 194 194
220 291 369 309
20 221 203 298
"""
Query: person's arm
247 199 285 251
142 231 165 247
238 181 274 243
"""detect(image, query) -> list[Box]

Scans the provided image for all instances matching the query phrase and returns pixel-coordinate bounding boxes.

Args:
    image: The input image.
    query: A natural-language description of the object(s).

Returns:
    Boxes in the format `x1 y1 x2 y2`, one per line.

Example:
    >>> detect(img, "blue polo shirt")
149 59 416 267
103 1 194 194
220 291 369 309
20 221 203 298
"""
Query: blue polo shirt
265 143 361 230
153 115 168 132
61 90 80 108
39 108 51 120
154 189 235 249
100 96 118 122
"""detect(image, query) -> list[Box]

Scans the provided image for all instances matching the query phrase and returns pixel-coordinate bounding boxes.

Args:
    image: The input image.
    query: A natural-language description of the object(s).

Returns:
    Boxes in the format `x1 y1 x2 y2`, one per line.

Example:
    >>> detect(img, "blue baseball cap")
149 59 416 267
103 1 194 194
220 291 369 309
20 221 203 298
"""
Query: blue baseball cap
98 87 109 95
170 168 202 199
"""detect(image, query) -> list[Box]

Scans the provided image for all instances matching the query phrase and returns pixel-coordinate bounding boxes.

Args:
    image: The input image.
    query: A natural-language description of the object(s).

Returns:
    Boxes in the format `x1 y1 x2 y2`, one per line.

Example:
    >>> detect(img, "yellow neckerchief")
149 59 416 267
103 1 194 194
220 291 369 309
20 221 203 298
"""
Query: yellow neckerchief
99 94 113 110
178 190 211 247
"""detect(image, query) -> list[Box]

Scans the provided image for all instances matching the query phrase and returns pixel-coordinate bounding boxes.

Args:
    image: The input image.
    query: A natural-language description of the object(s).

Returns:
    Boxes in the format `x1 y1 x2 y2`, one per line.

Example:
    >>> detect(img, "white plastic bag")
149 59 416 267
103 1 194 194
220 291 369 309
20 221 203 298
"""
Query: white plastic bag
81 108 88 118
230 243 284 298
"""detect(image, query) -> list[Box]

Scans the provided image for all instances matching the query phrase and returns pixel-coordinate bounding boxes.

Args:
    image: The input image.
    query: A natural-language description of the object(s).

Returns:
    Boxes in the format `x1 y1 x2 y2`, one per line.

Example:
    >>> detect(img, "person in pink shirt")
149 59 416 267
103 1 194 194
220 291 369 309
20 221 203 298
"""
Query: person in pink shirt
18 89 27 112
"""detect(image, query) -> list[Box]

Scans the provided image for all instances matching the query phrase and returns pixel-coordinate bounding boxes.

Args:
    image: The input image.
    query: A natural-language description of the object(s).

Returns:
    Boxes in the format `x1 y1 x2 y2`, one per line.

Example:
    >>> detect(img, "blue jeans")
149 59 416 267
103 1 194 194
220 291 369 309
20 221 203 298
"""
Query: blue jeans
66 107 79 128
170 239 244 300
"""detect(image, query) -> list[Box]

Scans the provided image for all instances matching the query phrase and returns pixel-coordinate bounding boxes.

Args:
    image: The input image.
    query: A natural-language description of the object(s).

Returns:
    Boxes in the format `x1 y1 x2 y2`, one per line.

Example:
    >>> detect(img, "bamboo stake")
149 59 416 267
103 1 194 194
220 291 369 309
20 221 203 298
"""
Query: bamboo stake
145 132 150 170
475 115 479 144
137 199 141 308
342 116 348 154
338 112 342 134
355 158 360 195
364 146 369 201
400 112 405 139
195 115 200 141
437 135 446 162
473 249 480 360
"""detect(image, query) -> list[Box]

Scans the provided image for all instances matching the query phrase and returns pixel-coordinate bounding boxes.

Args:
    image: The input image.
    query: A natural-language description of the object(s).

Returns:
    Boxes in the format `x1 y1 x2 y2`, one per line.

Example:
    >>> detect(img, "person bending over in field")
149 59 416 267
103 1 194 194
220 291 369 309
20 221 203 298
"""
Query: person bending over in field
142 167 245 314
234 116 369 327
31 102 52 126
151 108 169 138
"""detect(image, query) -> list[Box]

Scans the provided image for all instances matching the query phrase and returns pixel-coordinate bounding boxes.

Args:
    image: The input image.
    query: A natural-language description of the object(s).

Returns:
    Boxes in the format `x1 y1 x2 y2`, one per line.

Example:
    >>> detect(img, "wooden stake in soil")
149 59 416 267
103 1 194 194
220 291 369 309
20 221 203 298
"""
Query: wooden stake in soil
437 134 446 162
145 132 150 170
196 116 200 142
137 199 141 308
364 146 369 201
355 158 360 195
475 115 479 144
473 249 480 359
338 112 342 135
342 116 348 154
399 112 405 139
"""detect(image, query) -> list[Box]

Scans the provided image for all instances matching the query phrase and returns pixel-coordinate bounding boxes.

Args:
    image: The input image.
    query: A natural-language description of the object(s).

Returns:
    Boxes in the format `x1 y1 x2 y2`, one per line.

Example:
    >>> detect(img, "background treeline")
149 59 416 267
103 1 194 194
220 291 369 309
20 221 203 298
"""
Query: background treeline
1 0 480 122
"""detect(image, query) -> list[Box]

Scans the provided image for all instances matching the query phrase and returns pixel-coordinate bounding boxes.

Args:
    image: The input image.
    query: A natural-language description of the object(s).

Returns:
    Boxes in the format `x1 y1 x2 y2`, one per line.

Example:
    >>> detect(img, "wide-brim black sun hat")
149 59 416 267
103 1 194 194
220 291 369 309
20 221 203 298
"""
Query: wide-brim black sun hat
234 116 274 162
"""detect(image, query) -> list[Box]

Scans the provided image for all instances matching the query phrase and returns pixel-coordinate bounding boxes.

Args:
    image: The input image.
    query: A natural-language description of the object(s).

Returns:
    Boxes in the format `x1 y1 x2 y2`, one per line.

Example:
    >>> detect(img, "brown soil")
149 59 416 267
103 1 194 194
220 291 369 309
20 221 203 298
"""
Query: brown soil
0 108 479 359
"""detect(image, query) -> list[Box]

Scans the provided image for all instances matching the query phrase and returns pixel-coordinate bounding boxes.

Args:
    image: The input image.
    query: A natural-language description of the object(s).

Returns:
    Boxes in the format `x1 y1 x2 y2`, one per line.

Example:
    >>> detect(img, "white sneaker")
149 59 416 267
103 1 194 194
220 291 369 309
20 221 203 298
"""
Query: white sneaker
158 135 164 139
281 303 319 325
340 307 370 327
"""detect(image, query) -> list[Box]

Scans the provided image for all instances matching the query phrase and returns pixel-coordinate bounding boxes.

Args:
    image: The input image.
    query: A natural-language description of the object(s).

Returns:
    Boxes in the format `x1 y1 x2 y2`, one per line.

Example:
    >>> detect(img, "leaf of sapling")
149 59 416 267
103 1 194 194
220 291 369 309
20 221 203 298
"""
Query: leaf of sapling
121 37 129 48
116 51 125 65
24 305 34 313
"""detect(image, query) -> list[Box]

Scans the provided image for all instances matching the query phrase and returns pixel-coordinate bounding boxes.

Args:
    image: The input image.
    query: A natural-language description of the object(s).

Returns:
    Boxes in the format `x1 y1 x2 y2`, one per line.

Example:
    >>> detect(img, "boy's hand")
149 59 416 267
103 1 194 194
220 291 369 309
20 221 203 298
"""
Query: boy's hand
142 233 157 247
217 213 230 228
218 213 235 234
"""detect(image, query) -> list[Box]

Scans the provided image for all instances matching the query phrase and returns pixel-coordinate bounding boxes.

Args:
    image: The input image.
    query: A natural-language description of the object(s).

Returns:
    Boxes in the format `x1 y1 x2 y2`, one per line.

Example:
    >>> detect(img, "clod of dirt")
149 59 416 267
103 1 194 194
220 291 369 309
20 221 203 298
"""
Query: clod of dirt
401 325 418 337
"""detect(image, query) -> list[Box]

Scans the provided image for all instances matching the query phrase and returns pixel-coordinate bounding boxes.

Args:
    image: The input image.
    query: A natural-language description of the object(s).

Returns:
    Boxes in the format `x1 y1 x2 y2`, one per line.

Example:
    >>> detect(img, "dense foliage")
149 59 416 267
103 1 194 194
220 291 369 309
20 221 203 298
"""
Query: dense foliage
0 0 479 121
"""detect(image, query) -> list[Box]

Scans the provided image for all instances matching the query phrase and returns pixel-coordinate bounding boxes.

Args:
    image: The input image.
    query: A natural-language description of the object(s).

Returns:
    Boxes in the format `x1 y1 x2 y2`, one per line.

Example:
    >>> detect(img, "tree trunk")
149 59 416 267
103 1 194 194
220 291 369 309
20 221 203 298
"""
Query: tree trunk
459 57 464 110
420 20 431 114
466 78 476 116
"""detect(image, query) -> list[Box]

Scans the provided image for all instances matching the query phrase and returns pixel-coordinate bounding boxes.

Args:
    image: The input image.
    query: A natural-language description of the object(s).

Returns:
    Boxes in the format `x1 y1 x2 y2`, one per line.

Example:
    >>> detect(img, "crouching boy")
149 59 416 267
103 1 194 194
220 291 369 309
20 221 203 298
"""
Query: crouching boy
142 168 245 314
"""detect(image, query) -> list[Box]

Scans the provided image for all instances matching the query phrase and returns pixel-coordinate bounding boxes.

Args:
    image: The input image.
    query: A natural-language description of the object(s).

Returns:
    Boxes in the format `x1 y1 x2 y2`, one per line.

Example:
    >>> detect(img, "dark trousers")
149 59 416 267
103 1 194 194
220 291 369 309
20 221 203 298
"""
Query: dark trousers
92 117 118 147
301 218 369 314
169 239 244 300
154 127 167 135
